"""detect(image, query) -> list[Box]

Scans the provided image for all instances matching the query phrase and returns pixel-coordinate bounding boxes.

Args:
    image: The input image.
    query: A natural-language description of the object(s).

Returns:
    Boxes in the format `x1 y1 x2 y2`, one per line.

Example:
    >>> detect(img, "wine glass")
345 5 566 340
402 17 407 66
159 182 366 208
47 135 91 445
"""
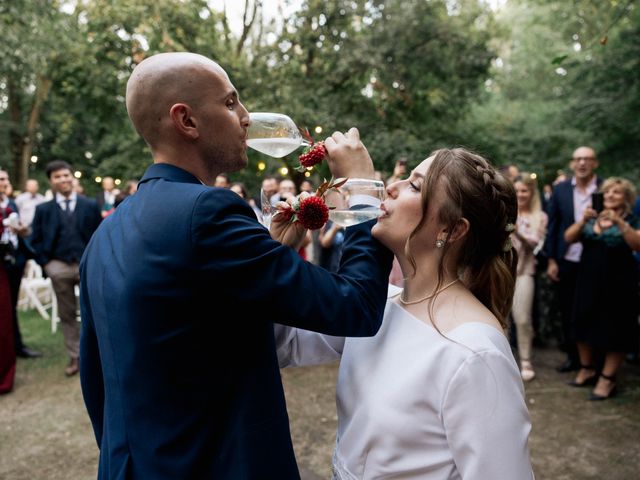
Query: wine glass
249 112 385 229
260 179 385 229
247 112 310 158
325 179 385 227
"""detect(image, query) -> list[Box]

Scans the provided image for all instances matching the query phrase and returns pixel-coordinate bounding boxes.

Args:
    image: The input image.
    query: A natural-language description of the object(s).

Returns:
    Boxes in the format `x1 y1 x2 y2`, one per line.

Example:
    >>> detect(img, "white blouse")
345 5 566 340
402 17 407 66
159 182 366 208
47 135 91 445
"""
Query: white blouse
275 287 534 480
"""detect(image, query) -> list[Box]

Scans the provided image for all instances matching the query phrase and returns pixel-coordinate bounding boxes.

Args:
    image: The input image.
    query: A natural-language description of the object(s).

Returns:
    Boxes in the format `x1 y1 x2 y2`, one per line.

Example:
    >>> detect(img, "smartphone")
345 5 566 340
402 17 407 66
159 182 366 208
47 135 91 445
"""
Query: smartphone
591 192 604 213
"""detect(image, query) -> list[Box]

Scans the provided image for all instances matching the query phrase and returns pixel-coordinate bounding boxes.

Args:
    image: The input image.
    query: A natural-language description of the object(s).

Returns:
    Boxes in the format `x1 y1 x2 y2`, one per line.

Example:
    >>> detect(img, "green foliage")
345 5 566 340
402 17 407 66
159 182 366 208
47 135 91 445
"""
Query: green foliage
462 0 640 186
1 0 637 196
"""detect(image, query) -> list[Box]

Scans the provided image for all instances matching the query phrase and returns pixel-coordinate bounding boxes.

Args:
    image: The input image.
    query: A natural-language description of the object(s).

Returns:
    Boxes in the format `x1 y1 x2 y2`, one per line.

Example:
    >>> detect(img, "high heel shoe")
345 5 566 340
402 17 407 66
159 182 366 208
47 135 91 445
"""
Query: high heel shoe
589 373 617 401
520 360 536 382
566 364 598 387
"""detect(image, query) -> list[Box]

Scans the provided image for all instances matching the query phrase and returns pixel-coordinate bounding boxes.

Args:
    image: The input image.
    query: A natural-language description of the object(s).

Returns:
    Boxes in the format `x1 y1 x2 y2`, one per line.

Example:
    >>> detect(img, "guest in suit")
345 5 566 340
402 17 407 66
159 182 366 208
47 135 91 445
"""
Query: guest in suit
31 161 102 376
79 52 392 479
545 146 601 373
95 176 118 217
0 169 41 359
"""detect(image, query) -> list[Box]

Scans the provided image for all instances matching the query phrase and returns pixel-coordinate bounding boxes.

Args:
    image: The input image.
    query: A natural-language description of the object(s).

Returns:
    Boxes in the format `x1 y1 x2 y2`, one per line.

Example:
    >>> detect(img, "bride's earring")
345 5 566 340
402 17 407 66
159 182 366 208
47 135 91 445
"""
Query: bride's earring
435 237 445 248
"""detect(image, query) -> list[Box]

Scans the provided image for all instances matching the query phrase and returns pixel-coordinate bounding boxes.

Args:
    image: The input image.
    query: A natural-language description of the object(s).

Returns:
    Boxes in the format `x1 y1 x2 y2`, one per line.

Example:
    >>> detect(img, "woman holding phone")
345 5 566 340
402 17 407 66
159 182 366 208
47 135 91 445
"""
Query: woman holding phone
564 177 640 400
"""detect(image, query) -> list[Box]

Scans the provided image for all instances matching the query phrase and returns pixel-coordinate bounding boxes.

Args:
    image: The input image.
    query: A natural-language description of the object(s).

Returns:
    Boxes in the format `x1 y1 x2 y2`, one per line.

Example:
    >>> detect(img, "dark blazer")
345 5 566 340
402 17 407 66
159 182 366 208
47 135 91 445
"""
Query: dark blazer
79 163 393 479
545 177 601 262
30 195 102 266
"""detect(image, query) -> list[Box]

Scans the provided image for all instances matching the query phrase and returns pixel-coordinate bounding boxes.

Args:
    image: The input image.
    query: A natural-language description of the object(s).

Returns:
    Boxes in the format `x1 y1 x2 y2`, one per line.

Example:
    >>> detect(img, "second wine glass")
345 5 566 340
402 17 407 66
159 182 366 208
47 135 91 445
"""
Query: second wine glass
260 179 385 229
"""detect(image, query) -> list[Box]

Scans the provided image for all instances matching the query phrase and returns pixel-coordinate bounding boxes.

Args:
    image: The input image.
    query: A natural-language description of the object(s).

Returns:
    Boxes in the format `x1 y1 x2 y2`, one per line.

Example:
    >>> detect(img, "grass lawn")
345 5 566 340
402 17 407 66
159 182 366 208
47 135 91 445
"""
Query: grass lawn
0 309 97 480
2 309 640 479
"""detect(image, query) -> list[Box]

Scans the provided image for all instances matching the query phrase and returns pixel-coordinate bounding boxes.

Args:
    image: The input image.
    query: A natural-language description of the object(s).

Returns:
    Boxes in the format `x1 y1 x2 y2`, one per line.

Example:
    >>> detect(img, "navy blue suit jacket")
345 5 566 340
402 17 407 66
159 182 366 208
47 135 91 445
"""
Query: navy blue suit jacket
30 195 102 266
79 164 393 479
545 177 601 263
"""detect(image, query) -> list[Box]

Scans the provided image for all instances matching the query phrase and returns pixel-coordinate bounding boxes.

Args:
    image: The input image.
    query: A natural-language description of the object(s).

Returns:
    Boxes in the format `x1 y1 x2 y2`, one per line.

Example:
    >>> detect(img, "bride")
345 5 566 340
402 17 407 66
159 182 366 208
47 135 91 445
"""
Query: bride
275 148 534 479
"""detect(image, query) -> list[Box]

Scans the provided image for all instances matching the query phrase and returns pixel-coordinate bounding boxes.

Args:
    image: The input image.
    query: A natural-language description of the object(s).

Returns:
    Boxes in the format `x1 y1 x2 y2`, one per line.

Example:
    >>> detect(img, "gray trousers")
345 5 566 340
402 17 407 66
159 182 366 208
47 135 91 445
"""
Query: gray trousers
44 260 80 359
512 274 535 363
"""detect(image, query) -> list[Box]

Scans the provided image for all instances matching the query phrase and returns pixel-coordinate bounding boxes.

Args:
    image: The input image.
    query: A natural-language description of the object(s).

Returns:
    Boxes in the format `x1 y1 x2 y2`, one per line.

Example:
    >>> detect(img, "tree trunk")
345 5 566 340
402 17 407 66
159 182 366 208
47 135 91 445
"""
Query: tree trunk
7 79 23 185
236 0 260 57
7 75 52 189
19 75 52 189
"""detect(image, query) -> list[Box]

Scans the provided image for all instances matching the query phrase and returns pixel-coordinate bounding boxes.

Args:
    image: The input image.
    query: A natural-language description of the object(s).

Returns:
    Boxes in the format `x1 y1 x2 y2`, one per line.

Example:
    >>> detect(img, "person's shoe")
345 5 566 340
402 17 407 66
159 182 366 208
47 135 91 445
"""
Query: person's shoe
556 358 580 373
566 365 597 387
589 373 617 401
64 358 80 377
520 361 536 382
16 347 43 359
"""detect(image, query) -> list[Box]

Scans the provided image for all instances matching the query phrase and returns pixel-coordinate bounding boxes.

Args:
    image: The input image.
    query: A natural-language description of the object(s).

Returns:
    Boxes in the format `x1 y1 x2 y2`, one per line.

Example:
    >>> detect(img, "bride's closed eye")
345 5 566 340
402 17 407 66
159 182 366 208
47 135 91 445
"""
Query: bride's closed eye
409 180 422 191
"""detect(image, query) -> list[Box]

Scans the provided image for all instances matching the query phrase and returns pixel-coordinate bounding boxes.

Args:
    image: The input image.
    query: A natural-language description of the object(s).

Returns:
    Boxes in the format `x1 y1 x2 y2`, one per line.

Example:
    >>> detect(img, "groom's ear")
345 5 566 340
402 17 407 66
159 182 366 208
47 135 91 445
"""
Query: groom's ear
170 103 199 140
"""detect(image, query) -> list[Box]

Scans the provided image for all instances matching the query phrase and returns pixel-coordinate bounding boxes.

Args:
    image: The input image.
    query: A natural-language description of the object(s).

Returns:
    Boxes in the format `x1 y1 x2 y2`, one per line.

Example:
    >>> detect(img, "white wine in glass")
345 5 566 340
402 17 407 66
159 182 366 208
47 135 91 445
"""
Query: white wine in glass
325 179 385 227
247 112 310 158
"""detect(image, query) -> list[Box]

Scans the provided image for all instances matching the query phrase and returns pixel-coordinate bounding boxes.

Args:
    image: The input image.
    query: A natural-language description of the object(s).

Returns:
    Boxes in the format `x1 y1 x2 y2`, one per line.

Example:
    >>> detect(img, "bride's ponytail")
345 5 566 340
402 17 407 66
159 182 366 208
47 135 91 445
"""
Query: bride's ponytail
415 149 518 330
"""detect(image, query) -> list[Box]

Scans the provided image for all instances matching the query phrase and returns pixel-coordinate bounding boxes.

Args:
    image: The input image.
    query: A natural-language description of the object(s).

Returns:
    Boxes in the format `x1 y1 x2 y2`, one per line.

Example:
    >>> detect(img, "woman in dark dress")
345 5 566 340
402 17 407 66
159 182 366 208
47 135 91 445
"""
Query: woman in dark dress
0 201 16 394
565 177 640 400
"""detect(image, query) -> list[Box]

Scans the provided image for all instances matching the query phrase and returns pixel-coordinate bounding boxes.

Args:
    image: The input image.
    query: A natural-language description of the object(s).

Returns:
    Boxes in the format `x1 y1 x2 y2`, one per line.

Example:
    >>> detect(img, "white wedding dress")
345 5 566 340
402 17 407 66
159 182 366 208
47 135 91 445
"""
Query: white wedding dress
275 286 534 479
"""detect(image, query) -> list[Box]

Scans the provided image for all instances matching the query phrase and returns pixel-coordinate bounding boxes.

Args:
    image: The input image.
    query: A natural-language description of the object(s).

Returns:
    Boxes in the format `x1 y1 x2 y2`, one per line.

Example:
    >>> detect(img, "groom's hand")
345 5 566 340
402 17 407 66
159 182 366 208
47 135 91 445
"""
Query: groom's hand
269 194 309 250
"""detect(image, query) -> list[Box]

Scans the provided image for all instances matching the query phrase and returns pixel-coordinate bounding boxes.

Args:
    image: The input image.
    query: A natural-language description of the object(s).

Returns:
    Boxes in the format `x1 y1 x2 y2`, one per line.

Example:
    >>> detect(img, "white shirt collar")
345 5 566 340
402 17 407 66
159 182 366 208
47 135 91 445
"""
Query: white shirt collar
55 192 78 204
571 175 597 189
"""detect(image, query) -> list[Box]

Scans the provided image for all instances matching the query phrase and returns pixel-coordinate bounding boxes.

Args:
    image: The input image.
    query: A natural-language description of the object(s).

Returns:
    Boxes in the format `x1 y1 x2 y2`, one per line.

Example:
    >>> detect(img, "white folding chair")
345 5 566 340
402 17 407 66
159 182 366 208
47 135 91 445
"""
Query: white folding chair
19 260 81 333
18 260 57 329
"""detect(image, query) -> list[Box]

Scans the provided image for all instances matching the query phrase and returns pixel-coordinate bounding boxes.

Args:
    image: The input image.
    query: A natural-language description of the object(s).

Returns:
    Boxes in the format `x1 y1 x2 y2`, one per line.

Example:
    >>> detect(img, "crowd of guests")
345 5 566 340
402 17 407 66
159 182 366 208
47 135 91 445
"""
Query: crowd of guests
2 145 639 403
216 145 640 403
0 162 138 393
502 147 640 402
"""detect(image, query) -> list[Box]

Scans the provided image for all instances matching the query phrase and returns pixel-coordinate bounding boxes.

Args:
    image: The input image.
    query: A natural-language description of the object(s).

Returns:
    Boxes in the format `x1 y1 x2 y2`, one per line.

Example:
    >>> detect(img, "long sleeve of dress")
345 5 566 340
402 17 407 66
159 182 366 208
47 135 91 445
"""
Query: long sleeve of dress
441 350 534 479
274 324 345 368
275 285 402 368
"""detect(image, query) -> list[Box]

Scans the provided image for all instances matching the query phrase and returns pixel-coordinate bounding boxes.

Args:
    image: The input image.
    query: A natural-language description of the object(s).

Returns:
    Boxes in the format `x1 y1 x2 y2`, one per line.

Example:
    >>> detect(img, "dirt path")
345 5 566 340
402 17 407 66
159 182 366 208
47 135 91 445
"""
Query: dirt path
1 311 639 479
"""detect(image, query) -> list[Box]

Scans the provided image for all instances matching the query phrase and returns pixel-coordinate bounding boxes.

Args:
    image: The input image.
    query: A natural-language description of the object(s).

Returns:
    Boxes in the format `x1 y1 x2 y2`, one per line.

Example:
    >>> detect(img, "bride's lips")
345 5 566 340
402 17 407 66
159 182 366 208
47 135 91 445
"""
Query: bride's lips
379 203 389 218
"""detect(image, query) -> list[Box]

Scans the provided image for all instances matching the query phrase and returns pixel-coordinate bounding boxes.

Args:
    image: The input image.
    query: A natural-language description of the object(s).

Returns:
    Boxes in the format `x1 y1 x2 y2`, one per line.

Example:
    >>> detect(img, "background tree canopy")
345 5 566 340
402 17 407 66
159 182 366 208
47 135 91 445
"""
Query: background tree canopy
1 0 638 195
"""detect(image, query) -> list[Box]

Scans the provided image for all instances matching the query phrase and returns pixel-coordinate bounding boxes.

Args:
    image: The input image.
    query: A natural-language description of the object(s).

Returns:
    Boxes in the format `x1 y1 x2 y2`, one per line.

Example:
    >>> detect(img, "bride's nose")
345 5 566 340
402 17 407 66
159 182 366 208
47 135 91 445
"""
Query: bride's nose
385 182 398 199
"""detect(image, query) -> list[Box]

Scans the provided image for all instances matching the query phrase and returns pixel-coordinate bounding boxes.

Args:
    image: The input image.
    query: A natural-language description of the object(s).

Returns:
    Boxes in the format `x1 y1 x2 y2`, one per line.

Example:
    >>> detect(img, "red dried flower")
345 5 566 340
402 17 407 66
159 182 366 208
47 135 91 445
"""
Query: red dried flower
296 195 329 230
273 178 347 231
299 142 327 168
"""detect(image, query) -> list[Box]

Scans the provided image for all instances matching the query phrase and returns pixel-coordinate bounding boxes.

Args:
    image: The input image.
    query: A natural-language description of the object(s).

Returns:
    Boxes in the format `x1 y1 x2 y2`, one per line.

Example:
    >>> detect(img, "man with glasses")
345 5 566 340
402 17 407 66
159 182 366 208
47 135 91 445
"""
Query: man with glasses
546 146 601 373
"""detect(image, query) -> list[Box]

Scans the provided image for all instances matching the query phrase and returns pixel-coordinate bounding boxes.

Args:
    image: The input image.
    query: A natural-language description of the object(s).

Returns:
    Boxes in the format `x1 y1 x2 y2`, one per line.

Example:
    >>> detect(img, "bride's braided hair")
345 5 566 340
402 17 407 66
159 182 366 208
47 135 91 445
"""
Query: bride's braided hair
410 148 518 329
